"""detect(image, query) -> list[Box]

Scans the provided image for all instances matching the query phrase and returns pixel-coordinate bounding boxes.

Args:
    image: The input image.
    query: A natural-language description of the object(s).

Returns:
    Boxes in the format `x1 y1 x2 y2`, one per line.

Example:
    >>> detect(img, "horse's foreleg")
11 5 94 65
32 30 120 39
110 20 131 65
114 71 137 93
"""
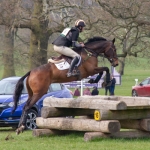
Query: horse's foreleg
88 67 110 84
94 66 110 74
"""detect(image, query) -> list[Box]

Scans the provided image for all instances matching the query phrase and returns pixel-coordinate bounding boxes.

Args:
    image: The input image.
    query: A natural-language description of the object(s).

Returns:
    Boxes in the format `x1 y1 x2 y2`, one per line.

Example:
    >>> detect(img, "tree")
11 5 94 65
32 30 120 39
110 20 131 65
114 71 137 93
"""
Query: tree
1 0 150 76
2 27 16 78
94 0 150 74
0 0 18 78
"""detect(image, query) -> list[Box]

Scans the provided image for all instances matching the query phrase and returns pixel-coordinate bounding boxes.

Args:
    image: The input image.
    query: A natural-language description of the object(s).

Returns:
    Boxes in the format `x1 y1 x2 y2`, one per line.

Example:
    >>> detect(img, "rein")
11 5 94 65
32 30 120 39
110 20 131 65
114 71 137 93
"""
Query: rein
82 46 108 63
82 47 99 62
83 48 92 61
81 40 117 64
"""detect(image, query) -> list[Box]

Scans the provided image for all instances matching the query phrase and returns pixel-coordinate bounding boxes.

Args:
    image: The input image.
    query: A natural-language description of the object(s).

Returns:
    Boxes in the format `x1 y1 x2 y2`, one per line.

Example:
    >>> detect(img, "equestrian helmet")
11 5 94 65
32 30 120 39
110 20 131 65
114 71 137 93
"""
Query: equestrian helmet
75 19 86 27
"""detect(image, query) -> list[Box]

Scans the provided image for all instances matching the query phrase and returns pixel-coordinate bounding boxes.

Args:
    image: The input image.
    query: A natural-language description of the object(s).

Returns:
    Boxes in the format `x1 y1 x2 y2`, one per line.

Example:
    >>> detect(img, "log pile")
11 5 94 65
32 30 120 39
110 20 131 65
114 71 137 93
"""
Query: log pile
33 96 150 141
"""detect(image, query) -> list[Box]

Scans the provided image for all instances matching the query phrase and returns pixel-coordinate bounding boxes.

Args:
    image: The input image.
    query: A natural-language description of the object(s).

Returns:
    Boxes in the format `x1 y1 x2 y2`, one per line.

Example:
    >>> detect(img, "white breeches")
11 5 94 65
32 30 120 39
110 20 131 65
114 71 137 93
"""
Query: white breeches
53 45 80 58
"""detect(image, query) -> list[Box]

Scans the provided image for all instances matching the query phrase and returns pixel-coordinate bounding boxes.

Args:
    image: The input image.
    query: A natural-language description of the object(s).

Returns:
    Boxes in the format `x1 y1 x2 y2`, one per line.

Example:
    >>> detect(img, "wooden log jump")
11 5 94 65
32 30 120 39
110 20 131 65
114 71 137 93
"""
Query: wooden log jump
94 109 150 121
36 117 120 133
43 97 127 110
34 96 150 140
32 129 66 137
120 119 150 131
78 96 150 109
84 130 150 141
41 106 94 118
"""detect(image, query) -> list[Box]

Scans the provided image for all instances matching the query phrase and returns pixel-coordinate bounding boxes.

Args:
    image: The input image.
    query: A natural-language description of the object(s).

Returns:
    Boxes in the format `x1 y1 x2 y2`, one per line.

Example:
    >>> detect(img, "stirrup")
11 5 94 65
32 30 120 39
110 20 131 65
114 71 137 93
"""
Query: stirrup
72 70 80 76
67 72 72 77
67 71 80 77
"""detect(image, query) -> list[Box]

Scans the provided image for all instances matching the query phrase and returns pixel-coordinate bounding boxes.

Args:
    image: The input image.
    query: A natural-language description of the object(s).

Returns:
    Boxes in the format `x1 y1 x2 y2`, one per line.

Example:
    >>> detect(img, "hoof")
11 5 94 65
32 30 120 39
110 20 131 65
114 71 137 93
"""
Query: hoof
88 79 94 84
16 128 21 135
16 125 25 135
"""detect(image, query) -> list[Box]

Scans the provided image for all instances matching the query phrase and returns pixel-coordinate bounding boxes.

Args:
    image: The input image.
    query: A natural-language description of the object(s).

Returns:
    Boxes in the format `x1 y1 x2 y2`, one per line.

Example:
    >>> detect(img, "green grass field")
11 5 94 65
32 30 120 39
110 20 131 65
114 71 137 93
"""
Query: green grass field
0 59 150 150
1 128 150 150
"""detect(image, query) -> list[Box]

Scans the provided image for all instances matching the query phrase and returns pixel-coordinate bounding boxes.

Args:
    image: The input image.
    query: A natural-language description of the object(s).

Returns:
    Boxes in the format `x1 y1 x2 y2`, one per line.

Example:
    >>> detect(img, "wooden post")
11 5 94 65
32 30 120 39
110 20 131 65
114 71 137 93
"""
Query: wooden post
84 130 150 141
120 119 150 131
94 109 150 121
41 106 95 118
79 96 150 107
43 97 127 110
84 132 109 141
32 129 66 137
36 117 120 133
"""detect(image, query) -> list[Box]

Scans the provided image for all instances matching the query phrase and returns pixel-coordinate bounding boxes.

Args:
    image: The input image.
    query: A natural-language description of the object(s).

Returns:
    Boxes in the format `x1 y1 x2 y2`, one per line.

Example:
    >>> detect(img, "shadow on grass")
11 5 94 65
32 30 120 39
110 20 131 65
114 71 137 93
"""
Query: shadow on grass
0 127 16 132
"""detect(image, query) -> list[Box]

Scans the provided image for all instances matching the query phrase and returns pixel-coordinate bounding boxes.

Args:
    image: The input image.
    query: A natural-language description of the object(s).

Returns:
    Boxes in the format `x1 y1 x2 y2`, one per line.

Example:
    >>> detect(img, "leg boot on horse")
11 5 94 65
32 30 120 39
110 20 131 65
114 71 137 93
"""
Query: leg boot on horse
16 109 28 135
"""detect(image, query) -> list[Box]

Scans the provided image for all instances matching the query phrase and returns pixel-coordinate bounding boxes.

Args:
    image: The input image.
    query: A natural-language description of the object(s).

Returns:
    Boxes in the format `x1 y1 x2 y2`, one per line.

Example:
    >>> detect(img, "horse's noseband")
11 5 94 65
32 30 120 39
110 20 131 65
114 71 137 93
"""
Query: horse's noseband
109 58 113 63
105 46 117 64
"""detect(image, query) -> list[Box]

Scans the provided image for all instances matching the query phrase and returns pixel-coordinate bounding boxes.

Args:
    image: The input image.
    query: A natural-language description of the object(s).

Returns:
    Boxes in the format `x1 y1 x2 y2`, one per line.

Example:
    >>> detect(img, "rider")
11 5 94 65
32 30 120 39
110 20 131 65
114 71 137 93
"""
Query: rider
52 19 86 77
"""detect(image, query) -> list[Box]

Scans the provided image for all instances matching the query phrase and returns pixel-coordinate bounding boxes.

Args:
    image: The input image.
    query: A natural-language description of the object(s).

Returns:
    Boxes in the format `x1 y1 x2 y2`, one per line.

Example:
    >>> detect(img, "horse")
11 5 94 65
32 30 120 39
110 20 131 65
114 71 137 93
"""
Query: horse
13 36 118 134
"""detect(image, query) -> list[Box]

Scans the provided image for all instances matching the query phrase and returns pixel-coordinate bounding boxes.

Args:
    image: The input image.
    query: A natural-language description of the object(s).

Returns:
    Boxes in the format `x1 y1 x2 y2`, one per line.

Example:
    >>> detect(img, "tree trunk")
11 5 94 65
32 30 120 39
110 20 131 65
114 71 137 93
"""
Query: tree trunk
29 31 49 69
29 0 49 69
94 109 150 121
84 130 150 141
120 119 150 131
2 27 15 78
41 106 95 118
36 117 120 133
32 129 66 137
43 97 127 110
118 57 125 75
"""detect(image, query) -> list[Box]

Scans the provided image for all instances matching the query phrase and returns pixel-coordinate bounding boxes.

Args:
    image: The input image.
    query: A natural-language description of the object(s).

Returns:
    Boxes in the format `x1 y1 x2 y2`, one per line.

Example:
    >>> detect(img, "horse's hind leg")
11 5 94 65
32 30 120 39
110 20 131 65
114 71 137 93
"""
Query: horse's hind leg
16 93 44 135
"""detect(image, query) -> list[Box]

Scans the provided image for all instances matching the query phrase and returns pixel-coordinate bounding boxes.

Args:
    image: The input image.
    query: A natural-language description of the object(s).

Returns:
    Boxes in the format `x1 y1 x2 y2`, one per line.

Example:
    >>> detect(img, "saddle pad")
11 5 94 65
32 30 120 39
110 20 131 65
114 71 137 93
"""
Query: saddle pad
48 58 70 70
55 61 70 70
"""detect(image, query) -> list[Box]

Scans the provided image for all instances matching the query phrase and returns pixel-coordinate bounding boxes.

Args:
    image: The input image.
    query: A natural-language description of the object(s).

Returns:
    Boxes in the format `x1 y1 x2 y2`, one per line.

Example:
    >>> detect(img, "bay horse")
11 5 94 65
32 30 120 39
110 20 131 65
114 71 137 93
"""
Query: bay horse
13 36 118 134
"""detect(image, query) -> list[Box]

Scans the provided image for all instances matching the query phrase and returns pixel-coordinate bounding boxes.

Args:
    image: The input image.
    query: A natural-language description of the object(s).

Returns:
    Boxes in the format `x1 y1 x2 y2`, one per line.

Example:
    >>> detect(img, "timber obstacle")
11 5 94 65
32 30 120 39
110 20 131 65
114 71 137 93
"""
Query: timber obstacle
33 96 150 141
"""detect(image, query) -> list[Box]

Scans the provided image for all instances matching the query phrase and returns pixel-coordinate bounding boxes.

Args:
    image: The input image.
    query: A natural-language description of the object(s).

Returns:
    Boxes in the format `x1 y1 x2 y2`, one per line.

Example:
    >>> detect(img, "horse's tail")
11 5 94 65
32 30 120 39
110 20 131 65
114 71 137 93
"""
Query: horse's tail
12 71 31 113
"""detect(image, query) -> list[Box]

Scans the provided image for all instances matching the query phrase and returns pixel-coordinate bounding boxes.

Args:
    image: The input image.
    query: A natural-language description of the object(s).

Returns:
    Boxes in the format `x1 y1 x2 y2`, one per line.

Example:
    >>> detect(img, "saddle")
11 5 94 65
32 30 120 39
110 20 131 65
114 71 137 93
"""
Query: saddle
48 55 80 77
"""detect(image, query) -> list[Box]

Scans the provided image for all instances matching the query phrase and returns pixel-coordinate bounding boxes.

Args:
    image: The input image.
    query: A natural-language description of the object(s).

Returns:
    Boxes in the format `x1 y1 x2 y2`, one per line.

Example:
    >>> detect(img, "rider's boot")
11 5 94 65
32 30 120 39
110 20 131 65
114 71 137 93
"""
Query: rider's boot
67 56 79 77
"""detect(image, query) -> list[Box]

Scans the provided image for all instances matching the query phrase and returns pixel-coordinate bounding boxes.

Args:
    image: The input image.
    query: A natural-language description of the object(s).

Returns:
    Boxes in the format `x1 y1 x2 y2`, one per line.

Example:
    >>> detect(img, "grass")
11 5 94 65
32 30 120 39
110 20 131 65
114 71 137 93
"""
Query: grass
1 59 150 150
1 128 150 150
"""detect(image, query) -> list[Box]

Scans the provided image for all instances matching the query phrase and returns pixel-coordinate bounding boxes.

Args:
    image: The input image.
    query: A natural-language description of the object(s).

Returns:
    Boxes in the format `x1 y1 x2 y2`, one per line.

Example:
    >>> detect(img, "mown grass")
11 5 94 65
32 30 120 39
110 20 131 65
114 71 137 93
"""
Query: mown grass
0 59 150 150
1 128 150 150
0 129 150 150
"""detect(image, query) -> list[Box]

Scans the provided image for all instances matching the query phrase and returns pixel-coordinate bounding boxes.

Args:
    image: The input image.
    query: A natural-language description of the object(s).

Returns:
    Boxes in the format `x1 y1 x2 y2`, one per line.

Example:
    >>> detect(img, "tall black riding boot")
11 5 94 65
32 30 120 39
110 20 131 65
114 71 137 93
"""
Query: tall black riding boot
67 56 79 77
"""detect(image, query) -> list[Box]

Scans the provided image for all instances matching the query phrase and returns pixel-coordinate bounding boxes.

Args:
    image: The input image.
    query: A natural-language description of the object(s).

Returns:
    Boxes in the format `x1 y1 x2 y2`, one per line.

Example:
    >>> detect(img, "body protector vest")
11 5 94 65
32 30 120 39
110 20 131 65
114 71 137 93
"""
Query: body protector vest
52 27 79 47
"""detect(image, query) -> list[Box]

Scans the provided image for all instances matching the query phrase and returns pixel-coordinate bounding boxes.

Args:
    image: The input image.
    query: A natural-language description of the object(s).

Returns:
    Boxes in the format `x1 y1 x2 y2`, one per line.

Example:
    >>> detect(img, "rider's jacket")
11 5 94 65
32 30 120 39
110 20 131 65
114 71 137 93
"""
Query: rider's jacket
52 27 80 48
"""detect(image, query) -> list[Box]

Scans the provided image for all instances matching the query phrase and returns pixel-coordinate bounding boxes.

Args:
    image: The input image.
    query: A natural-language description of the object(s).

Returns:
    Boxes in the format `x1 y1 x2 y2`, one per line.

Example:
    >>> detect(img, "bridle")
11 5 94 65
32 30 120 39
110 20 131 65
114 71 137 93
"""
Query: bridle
104 45 118 64
83 43 117 64
80 47 98 62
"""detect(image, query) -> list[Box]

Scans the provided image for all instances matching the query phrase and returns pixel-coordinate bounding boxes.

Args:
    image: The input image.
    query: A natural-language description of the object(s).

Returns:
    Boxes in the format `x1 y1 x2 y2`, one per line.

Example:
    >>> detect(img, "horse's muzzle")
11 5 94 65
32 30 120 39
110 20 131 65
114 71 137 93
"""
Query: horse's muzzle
112 61 118 67
114 64 118 67
113 59 119 67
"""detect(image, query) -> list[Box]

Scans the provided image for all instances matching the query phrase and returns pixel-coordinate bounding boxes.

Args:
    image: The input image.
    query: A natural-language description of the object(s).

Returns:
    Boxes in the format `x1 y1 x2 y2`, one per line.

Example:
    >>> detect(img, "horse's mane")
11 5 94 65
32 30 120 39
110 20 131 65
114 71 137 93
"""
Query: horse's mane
85 36 107 44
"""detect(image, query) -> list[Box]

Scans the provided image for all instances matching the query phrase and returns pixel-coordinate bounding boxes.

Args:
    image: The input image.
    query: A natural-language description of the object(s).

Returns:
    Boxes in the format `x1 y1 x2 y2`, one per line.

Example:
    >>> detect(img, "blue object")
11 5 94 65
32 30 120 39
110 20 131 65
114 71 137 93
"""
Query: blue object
0 76 73 129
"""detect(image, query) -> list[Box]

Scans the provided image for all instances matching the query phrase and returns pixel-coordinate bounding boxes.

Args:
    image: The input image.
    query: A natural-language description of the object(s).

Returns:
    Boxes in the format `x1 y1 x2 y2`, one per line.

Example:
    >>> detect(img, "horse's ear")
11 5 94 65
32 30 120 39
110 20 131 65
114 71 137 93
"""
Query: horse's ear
112 38 115 44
